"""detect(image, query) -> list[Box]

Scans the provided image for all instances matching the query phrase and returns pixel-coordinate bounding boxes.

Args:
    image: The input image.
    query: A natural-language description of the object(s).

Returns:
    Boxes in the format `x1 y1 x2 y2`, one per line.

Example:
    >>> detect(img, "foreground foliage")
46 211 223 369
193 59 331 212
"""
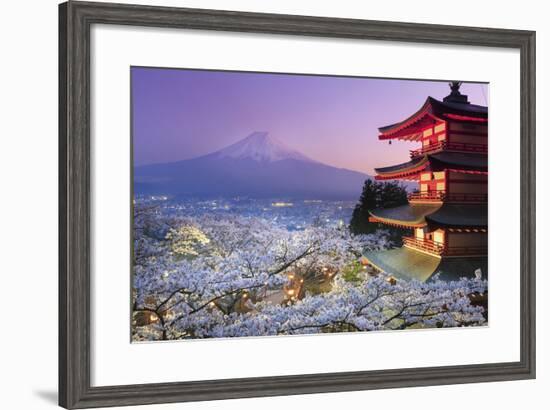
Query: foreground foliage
133 205 486 341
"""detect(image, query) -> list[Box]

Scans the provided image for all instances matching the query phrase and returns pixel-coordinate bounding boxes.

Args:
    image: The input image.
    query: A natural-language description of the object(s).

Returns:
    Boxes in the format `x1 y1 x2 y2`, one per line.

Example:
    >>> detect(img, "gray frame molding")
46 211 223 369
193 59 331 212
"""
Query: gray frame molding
59 1 536 408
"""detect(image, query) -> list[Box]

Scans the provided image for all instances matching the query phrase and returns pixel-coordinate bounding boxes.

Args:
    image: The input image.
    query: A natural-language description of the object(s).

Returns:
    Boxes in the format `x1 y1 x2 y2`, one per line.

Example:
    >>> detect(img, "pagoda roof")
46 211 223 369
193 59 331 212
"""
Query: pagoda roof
378 97 488 141
374 152 487 180
363 247 441 282
369 203 486 228
374 156 429 179
363 247 487 282
429 152 487 171
369 203 442 228
426 203 488 227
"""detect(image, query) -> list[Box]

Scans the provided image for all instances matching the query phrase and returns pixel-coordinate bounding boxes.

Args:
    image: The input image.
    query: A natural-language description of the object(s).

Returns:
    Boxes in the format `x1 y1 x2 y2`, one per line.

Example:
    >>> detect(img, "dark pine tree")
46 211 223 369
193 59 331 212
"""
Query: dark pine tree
350 180 380 235
379 181 408 209
349 179 408 240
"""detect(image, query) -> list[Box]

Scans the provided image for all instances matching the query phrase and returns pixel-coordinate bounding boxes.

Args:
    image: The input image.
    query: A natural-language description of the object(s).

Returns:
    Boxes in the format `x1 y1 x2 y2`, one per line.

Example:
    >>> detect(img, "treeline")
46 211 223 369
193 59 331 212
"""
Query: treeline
349 179 408 241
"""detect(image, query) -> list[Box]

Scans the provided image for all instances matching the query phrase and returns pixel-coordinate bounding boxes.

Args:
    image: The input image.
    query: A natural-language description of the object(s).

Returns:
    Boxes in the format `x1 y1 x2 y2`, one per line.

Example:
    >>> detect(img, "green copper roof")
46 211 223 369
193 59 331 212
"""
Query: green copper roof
364 247 441 282
426 203 488 227
369 203 442 227
363 247 487 282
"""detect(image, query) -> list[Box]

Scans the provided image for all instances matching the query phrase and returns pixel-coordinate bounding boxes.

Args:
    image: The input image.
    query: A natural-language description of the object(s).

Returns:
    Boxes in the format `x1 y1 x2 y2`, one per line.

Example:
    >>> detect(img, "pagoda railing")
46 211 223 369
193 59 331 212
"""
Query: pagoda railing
402 236 444 255
408 190 446 201
410 141 488 158
408 190 487 203
403 236 488 256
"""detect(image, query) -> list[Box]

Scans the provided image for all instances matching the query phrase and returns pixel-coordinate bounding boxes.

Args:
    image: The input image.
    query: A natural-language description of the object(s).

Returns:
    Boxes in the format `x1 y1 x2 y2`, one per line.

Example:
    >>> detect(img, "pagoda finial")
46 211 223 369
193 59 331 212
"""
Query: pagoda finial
450 81 461 93
443 81 470 104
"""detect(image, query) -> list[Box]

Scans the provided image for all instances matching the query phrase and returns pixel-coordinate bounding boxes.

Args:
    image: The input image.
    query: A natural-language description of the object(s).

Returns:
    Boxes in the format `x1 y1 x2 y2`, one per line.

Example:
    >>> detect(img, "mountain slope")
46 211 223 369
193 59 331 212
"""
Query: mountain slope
211 131 314 163
135 132 371 199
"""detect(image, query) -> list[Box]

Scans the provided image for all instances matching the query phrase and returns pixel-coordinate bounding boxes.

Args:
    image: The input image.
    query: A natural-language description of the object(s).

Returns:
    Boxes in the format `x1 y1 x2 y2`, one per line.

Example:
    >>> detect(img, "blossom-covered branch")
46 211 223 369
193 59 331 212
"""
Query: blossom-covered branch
132 205 486 341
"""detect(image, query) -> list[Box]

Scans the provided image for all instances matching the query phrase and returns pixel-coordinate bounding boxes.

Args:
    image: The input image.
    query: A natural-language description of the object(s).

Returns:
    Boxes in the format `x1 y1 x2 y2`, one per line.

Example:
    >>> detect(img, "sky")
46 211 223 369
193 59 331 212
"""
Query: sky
132 67 488 175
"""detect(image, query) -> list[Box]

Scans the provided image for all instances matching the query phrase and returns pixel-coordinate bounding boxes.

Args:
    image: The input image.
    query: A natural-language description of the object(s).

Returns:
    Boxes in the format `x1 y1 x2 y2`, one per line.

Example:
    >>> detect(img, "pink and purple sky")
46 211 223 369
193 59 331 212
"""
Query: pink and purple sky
132 67 488 175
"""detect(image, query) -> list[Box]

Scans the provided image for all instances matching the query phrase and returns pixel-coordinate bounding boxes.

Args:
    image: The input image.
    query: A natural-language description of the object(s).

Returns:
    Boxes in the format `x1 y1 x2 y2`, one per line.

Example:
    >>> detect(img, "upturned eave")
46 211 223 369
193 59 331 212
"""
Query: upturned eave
378 97 488 141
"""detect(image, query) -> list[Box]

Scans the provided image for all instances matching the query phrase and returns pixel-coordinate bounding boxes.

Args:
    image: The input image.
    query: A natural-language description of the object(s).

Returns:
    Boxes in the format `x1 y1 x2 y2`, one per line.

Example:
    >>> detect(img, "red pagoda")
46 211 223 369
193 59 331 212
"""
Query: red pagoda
363 82 488 282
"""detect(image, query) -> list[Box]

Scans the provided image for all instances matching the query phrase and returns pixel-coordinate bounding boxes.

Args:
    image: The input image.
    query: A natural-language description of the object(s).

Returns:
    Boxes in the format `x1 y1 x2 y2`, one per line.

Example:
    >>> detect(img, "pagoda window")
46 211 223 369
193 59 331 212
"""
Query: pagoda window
436 182 446 191
434 123 446 134
415 227 426 240
423 128 433 138
432 229 445 245
420 172 432 181
433 171 445 180
424 228 445 245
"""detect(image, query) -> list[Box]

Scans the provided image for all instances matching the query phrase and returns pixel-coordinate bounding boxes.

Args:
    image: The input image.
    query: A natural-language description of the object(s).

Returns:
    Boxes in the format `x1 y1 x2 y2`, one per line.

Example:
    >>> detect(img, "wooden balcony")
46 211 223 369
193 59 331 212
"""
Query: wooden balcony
408 190 487 203
403 236 488 257
408 190 445 202
403 236 444 255
410 141 488 158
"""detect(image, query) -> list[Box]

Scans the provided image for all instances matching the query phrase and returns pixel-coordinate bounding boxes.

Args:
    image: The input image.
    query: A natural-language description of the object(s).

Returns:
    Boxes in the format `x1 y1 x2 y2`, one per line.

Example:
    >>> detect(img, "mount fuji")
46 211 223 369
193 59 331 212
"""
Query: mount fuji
134 132 371 199
211 131 314 163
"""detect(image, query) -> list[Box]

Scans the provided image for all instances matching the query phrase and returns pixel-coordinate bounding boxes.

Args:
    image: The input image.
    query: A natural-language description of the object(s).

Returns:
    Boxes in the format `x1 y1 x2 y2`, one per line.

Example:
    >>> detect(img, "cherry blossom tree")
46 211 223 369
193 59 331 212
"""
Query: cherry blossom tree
132 205 486 341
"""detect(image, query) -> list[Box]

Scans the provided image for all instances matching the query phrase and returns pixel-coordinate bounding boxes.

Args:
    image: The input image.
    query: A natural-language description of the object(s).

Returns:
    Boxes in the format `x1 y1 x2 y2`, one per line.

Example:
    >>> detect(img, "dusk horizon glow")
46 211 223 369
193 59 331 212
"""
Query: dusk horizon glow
132 67 488 175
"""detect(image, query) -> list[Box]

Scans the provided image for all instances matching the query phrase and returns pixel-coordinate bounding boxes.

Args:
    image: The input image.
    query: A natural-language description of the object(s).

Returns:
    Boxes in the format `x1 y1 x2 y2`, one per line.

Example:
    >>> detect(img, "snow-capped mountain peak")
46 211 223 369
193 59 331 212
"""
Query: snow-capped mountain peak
212 132 314 163
135 131 372 199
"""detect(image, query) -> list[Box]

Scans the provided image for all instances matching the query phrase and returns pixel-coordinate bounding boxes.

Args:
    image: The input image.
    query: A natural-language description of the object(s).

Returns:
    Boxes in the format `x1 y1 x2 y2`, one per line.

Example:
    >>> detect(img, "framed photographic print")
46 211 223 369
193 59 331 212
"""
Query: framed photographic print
59 1 536 408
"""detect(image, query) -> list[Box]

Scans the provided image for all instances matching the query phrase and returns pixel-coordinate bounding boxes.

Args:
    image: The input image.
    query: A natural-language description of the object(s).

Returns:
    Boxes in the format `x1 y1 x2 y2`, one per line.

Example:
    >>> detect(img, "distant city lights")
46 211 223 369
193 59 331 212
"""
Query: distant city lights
271 202 294 207
135 196 356 232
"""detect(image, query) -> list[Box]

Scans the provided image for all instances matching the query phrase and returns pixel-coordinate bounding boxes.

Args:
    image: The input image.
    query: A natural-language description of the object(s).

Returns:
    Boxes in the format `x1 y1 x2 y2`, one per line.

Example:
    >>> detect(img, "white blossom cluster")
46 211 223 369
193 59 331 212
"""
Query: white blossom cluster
132 205 486 341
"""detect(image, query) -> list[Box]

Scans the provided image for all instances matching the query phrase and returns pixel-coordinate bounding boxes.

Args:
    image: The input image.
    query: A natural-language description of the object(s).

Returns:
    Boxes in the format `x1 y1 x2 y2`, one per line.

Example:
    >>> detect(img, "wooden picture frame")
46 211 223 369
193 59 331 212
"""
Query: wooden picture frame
59 1 536 408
